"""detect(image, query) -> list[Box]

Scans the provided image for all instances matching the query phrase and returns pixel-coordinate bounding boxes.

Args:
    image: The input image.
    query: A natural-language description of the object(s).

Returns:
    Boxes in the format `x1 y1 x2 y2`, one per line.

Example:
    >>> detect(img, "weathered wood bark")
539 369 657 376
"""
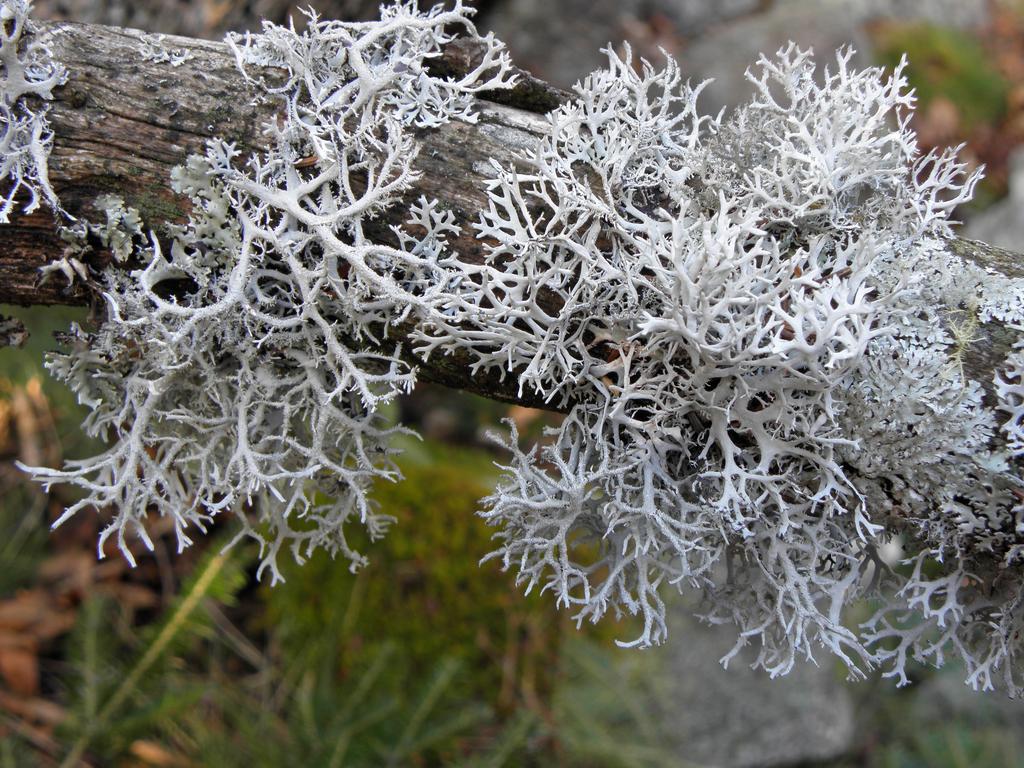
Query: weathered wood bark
0 19 1020 414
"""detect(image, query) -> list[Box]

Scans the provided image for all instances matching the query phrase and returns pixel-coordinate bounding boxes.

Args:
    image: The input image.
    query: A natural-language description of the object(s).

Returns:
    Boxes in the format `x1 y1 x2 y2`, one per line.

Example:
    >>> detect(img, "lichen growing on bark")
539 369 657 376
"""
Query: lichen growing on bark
10 0 1024 695
0 0 66 221
455 43 1024 692
20 0 516 582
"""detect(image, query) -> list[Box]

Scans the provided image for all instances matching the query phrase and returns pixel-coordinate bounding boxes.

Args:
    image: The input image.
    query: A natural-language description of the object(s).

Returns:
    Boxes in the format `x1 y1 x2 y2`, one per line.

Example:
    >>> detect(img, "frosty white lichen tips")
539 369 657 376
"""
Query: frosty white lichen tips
0 0 66 221
21 0 515 582
15 0 1024 696
457 43 1020 693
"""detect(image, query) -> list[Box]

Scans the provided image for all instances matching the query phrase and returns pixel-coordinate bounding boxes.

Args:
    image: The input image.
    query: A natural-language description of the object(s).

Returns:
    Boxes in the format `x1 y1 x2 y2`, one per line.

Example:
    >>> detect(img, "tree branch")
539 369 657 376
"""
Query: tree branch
5 12 1024 684
0 20 1020 415
0 22 574 405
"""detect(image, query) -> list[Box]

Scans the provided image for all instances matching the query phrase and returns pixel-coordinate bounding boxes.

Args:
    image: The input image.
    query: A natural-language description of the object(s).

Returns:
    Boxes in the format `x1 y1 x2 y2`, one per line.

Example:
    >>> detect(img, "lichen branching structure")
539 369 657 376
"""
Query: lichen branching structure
448 44 1024 693
0 0 66 221
18 0 516 583
8 0 1024 694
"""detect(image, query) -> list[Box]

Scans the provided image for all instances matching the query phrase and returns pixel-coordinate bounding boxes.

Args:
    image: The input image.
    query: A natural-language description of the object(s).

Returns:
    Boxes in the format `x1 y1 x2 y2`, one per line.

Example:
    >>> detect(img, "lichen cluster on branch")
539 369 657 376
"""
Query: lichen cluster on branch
16 0 517 581
0 0 65 221
5 0 1024 695
451 44 1024 693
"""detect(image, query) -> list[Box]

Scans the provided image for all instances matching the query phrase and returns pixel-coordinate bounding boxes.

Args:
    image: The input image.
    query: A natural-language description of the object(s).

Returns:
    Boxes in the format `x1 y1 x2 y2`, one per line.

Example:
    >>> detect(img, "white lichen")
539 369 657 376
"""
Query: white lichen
138 33 193 67
21 0 516 583
456 42 1022 692
16 0 1024 695
997 338 1024 459
0 0 66 221
41 193 146 285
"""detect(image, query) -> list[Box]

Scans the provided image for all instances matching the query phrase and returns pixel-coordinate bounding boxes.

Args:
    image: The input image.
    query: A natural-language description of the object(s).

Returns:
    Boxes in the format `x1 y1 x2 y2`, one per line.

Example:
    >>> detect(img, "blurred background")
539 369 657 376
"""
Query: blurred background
3 0 1024 765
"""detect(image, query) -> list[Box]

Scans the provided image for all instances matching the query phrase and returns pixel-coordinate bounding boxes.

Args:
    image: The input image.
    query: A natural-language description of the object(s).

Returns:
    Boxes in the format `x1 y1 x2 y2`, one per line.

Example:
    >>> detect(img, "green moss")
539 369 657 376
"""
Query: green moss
131 188 190 225
264 438 569 709
873 23 1008 131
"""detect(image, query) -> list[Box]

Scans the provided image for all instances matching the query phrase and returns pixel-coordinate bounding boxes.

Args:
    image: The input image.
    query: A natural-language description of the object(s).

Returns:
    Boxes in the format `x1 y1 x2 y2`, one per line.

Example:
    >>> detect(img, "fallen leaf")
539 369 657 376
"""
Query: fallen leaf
0 591 48 632
0 646 38 697
130 739 187 766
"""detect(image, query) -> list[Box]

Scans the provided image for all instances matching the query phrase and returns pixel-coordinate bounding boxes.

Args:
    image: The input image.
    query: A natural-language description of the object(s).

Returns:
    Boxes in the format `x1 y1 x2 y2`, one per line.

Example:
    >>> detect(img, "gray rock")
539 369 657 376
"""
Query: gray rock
965 149 1024 252
657 0 766 38
677 0 990 116
480 0 646 89
649 609 855 768
908 665 1024 730
479 0 769 91
839 0 987 28
483 0 991 115
676 2 874 116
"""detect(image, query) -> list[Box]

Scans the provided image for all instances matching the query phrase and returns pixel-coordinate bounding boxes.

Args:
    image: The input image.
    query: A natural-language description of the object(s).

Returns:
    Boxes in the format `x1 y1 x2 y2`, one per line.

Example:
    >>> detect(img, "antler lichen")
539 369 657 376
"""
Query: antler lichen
462 43 1023 692
12 0 1024 695
0 0 66 221
19 0 516 584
